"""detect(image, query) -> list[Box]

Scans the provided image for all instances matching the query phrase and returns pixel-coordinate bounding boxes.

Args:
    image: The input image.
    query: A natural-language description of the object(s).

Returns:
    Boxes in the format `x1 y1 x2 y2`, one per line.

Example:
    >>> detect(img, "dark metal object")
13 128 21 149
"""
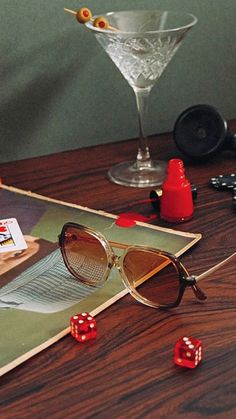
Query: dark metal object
173 104 236 159
210 173 236 209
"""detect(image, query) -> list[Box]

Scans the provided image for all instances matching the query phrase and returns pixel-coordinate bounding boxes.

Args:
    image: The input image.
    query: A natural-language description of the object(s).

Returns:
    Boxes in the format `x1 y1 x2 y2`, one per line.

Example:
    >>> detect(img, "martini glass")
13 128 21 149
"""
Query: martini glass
86 10 197 187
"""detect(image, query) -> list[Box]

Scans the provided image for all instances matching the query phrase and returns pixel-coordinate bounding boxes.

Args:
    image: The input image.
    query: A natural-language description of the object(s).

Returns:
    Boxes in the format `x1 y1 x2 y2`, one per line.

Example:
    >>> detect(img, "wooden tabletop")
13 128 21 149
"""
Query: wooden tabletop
0 122 235 418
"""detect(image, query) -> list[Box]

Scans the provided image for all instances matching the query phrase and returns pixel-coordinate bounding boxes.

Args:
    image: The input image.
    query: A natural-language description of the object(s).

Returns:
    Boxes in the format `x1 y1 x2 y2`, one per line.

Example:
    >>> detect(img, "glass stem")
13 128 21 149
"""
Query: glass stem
134 87 153 168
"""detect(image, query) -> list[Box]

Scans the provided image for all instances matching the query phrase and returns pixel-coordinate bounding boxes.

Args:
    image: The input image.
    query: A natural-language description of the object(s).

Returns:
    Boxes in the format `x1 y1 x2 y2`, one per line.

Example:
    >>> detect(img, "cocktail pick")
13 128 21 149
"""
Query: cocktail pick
64 7 118 31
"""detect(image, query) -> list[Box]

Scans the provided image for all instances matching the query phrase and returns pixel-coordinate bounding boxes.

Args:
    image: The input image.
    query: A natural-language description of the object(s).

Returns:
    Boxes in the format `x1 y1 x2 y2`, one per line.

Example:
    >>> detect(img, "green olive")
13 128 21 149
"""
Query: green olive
76 7 92 23
93 17 109 29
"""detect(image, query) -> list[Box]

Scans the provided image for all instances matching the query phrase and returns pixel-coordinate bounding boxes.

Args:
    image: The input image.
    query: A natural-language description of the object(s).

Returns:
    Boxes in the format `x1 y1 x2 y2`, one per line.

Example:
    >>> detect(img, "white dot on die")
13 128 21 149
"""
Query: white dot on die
78 320 84 324
73 316 78 319
186 352 191 358
90 323 95 328
188 344 194 349
82 313 87 316
87 317 92 320
183 337 189 341
81 335 86 340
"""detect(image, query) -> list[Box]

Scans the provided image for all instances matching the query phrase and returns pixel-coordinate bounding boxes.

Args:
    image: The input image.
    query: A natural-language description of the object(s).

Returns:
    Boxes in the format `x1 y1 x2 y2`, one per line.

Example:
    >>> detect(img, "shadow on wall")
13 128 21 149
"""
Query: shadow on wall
0 26 98 162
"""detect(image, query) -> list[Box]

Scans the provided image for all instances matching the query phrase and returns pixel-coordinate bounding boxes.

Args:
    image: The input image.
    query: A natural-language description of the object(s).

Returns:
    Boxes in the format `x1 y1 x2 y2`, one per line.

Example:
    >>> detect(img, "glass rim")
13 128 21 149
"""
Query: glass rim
118 246 185 308
59 222 113 286
85 10 198 36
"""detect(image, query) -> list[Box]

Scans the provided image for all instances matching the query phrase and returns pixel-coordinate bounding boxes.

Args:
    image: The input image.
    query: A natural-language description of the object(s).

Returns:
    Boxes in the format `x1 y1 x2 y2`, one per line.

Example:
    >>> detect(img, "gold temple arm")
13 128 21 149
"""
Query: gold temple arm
195 252 236 282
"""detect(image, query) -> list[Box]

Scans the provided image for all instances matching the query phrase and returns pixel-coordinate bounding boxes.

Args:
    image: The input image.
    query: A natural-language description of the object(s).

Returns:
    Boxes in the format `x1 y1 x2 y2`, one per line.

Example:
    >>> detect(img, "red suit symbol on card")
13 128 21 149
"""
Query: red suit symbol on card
0 226 7 232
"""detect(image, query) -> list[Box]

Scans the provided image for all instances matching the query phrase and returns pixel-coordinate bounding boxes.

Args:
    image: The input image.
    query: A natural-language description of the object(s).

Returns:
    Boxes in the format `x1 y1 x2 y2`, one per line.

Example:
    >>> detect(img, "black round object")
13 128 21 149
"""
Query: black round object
173 104 228 159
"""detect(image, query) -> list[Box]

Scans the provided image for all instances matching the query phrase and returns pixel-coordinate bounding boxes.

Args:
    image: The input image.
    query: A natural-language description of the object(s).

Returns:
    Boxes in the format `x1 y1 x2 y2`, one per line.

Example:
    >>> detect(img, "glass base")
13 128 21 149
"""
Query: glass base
107 160 167 188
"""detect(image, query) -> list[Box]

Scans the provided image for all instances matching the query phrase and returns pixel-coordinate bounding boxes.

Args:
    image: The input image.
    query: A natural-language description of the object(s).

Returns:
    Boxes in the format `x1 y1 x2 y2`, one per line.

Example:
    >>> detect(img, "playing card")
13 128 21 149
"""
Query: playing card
0 218 27 253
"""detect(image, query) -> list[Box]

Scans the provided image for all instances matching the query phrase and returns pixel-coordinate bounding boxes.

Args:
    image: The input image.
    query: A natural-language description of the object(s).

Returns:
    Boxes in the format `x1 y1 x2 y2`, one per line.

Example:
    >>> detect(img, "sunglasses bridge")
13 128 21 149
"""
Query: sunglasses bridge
109 253 123 270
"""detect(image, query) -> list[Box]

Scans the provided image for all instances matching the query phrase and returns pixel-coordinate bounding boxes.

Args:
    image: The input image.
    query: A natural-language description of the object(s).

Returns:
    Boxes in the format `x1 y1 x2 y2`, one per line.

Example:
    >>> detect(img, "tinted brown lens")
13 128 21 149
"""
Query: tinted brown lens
62 226 108 285
122 249 180 306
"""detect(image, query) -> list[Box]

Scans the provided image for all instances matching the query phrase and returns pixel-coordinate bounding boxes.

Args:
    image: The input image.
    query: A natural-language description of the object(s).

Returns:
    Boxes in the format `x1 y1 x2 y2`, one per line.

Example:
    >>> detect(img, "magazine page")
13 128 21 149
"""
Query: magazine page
0 185 201 376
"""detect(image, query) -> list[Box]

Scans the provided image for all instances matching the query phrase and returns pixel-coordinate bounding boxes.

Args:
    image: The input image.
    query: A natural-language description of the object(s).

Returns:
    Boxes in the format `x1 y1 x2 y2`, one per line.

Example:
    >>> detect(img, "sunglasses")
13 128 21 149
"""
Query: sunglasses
59 222 235 309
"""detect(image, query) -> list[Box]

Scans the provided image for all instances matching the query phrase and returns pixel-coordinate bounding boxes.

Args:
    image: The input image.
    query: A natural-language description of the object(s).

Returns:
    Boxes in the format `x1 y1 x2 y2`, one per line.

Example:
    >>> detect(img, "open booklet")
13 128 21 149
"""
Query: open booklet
0 184 201 376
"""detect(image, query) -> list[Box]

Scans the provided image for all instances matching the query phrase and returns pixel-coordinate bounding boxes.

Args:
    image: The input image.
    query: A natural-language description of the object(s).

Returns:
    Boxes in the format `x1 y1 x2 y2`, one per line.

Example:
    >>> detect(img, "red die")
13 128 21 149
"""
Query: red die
174 336 202 368
70 312 97 342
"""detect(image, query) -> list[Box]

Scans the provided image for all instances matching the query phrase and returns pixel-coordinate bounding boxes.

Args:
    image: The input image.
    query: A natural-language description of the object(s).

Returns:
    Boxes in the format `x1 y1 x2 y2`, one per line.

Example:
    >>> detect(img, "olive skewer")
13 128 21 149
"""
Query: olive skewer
64 7 118 31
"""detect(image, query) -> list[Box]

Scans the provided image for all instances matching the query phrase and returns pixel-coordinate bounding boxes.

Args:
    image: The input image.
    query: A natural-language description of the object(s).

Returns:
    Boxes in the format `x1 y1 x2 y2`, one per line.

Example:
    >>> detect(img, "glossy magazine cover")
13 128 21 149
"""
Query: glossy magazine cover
0 184 201 375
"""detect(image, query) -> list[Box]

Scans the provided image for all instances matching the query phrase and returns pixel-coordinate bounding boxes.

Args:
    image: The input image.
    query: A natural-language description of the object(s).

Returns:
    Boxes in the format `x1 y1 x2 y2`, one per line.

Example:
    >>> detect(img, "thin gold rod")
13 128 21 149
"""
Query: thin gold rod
195 252 236 282
109 240 129 250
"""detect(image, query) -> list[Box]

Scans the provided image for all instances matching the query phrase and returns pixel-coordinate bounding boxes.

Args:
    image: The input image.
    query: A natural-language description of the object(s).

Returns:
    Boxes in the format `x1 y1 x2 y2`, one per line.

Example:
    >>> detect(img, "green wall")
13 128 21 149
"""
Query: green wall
1 0 236 163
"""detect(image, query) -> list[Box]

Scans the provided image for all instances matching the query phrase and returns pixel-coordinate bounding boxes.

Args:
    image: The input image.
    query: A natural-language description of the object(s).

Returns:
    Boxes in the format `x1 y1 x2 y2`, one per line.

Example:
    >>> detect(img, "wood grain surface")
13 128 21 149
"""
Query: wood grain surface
0 122 235 418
